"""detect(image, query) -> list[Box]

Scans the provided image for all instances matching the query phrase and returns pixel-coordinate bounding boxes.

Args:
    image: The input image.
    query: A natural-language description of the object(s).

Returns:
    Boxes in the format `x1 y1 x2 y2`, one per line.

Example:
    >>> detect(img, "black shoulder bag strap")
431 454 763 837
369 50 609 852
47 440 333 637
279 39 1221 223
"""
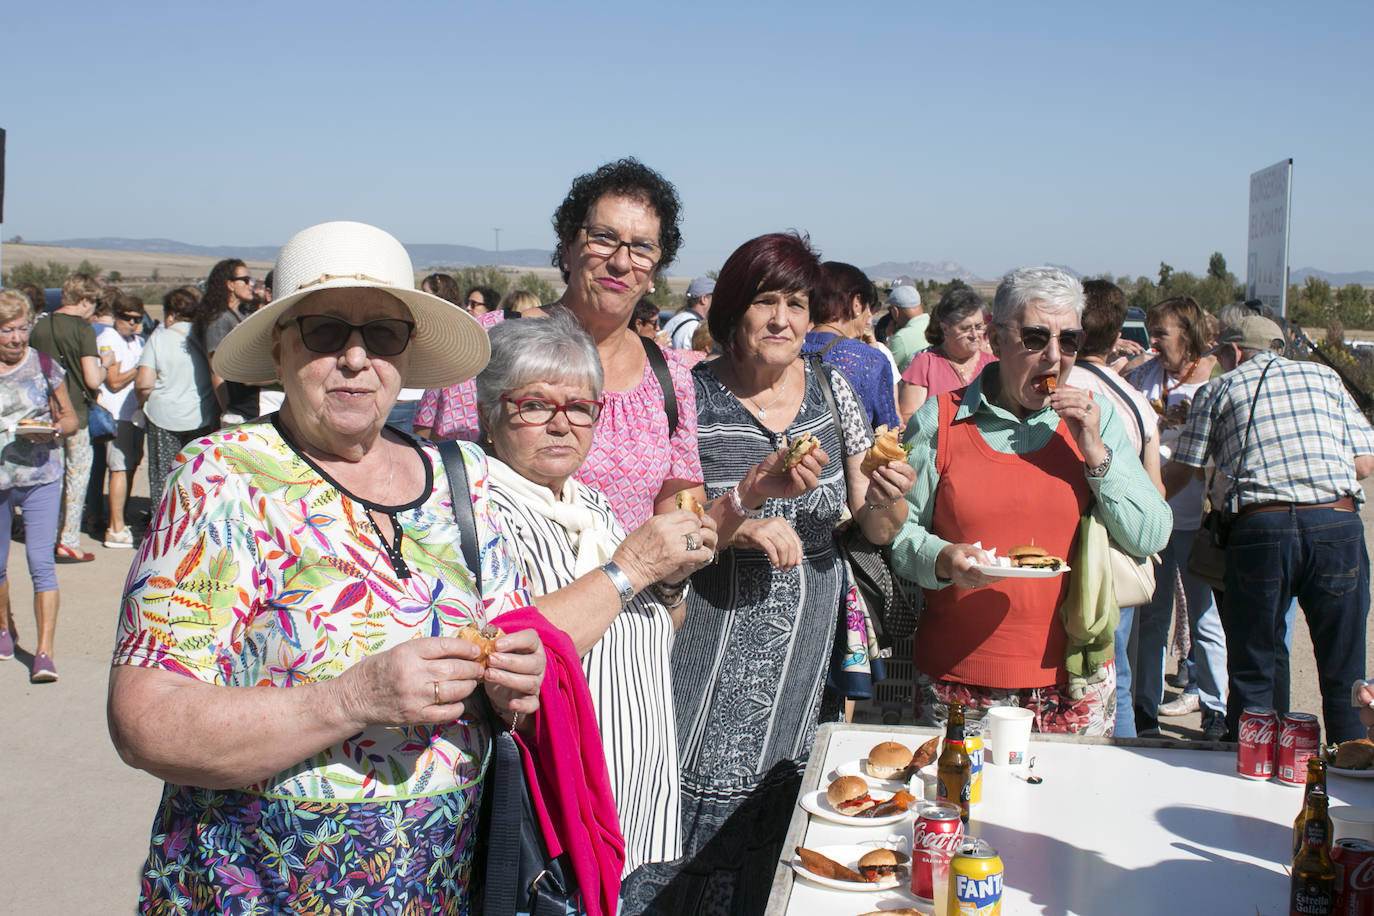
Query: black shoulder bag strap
820 335 843 358
435 440 571 916
1078 362 1148 460
807 354 851 493
1223 357 1277 515
640 335 678 438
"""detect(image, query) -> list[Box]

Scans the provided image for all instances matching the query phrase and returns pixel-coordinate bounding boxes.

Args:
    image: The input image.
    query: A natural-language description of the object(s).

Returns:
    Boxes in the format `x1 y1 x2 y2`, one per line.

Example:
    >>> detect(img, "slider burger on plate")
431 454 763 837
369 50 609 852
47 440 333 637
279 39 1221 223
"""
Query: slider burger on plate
857 848 908 883
859 425 913 476
865 741 913 780
1008 545 1064 570
826 774 877 815
783 432 820 470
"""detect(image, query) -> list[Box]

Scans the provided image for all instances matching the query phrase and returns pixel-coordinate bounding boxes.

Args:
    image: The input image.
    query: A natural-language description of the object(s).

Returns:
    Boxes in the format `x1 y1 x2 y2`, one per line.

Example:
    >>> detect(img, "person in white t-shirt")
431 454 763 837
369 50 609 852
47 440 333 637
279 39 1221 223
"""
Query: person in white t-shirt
662 276 713 349
96 295 147 548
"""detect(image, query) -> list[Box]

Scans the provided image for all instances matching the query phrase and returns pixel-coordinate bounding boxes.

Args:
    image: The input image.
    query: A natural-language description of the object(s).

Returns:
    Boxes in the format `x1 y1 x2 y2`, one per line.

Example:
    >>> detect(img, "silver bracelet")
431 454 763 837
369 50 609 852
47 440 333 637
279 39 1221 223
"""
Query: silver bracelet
600 561 636 608
727 483 765 518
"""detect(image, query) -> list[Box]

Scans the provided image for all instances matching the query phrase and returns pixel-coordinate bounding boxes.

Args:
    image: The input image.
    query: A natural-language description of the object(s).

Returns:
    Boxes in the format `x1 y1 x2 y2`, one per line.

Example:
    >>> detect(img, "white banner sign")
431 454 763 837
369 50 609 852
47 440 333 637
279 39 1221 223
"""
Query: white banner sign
1245 158 1293 316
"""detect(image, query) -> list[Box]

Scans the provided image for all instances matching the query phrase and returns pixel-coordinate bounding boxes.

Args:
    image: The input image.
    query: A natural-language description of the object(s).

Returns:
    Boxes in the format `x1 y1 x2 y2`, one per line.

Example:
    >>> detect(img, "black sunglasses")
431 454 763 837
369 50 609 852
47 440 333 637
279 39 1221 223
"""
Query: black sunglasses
1002 324 1084 355
115 312 143 321
283 315 415 356
232 275 253 284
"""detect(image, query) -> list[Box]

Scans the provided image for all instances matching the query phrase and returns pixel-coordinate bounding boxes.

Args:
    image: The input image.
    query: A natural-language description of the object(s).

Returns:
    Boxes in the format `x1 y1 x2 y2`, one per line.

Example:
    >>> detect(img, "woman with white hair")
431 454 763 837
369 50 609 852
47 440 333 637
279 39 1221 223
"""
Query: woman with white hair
475 312 717 909
888 266 1171 734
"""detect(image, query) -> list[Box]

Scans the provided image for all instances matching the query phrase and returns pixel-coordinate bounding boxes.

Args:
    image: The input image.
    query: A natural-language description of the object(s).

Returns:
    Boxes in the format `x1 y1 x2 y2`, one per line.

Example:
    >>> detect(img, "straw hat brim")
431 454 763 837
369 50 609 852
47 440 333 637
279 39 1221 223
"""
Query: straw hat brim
210 281 490 389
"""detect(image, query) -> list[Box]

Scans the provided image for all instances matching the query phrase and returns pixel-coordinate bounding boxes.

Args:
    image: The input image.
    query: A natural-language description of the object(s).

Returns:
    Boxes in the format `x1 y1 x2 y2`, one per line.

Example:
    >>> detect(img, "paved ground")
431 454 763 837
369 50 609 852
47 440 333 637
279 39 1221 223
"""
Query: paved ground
3 482 1370 913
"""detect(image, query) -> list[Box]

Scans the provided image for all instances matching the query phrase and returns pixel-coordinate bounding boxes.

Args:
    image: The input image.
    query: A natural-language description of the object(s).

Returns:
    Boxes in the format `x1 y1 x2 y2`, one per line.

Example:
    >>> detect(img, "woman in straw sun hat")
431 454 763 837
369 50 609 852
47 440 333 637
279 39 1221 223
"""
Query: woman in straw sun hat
108 220 547 912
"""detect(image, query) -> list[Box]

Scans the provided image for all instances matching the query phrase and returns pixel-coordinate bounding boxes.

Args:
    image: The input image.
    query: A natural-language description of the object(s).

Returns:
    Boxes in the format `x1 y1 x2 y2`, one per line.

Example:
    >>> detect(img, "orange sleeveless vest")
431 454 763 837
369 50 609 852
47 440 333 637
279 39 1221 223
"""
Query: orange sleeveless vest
913 389 1092 688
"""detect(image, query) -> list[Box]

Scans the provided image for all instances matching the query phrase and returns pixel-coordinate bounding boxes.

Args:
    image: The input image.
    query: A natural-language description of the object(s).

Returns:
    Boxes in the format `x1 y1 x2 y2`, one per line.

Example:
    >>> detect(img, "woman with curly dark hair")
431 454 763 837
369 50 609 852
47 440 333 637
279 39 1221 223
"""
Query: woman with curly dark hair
525 158 701 532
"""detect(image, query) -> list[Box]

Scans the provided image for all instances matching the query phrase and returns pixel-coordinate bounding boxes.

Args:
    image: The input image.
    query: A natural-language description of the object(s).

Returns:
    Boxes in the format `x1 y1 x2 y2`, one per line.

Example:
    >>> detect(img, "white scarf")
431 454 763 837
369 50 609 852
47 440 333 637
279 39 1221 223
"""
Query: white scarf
487 457 621 577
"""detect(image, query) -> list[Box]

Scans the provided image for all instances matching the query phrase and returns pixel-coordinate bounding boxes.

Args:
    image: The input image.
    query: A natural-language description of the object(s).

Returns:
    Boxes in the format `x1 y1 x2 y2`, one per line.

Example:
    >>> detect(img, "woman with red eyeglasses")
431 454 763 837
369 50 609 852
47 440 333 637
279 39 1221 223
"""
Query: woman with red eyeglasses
889 266 1171 735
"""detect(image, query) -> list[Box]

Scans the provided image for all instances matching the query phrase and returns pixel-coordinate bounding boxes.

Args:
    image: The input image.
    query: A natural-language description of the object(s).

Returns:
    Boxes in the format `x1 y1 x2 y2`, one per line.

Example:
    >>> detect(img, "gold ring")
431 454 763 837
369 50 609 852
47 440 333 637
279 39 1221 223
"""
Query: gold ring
433 681 440 705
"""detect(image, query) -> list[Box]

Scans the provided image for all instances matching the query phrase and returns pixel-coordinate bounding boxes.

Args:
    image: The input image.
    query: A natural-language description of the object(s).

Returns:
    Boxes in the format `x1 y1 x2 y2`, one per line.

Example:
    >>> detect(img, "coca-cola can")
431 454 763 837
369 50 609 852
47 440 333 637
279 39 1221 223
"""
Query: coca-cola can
912 802 963 902
1236 707 1278 780
1333 838 1374 915
1278 712 1322 785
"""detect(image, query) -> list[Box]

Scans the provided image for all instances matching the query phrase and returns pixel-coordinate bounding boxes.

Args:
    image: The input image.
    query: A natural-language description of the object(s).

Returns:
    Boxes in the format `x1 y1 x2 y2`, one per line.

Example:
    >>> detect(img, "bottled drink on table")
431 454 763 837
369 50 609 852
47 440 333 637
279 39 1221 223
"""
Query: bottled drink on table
938 702 972 824
1294 756 1329 857
1291 788 1336 915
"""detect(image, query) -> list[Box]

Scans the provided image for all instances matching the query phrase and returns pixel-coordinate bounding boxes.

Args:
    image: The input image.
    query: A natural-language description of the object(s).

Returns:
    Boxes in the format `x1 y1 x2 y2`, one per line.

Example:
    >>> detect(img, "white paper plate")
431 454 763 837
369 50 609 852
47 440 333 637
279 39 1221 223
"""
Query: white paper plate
790 845 904 891
1328 764 1374 779
799 788 907 826
834 757 912 791
10 423 59 435
973 562 1070 579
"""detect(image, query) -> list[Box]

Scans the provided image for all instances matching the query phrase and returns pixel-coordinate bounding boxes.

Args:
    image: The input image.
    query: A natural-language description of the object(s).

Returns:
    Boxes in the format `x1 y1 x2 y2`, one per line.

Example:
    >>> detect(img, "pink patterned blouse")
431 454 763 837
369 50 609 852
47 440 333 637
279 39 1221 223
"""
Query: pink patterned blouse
575 347 702 530
415 310 508 441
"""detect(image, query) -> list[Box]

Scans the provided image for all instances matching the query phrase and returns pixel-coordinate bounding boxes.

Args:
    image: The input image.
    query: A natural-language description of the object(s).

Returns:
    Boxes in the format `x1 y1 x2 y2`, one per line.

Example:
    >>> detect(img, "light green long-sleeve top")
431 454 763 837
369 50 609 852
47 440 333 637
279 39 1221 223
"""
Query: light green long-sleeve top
890 364 1173 589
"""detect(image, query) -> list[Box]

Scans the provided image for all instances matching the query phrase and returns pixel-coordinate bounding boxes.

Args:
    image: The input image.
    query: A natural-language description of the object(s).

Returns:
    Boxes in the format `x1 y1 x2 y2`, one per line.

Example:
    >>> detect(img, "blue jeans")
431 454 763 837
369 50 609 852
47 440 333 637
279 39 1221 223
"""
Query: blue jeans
1134 528 1229 730
1113 604 1138 737
1222 505 1369 743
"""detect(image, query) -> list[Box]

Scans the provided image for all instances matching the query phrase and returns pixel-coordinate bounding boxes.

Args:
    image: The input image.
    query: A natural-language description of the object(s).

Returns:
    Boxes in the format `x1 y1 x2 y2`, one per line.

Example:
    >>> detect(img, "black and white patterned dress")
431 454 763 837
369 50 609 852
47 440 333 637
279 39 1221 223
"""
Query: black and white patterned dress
632 357 871 915
486 464 682 886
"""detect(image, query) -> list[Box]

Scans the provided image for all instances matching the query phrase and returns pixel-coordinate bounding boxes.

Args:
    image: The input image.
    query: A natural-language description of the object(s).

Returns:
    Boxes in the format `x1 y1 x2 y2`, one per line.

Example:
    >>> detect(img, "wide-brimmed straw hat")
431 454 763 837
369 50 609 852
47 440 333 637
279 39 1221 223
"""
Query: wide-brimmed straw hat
211 221 489 388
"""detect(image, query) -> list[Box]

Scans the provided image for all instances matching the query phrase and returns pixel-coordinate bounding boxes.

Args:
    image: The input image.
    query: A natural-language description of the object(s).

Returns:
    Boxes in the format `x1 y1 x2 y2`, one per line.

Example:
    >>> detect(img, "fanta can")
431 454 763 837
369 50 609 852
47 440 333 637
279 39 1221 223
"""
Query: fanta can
948 837 1003 915
965 721 984 804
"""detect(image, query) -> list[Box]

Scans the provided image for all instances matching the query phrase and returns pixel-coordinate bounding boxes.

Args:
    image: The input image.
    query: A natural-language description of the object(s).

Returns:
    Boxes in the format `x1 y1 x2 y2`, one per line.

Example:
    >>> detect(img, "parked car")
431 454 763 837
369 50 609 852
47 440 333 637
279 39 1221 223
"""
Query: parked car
1121 307 1149 349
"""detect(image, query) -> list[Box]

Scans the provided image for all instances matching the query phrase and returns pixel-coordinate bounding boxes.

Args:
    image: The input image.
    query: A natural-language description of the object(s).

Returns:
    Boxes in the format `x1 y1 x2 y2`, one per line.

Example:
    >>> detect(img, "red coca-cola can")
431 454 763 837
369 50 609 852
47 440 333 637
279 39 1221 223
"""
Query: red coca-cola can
912 802 964 902
1333 838 1374 915
1278 712 1322 785
1236 707 1278 780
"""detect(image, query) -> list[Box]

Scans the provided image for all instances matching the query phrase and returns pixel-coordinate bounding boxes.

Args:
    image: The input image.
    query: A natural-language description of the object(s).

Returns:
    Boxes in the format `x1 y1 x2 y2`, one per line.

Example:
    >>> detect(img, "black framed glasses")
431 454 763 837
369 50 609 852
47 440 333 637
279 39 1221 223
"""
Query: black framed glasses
580 225 661 269
501 396 604 428
1002 324 1084 355
465 298 486 309
284 315 415 356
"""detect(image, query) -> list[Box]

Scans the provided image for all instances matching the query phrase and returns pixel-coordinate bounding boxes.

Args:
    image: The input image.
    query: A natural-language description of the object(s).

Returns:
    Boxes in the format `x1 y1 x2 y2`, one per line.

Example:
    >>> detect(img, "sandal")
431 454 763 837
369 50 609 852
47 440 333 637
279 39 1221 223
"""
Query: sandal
55 544 95 563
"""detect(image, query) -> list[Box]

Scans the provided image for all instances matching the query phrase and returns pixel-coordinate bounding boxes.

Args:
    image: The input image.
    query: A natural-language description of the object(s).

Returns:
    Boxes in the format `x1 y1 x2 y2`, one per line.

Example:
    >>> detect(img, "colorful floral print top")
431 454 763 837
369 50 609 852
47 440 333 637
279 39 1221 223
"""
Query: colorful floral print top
113 418 532 801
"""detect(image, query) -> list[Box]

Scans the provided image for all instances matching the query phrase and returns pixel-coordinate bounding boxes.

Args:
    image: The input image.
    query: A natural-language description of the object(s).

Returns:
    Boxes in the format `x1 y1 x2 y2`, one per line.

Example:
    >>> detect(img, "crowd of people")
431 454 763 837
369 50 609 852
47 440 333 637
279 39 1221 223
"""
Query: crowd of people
0 156 1370 915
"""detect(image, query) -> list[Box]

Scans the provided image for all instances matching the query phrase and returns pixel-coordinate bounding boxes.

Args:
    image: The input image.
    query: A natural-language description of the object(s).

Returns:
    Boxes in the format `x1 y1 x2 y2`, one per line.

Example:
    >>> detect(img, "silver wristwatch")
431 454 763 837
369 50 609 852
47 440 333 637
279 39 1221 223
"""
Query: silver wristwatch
600 561 636 608
1086 445 1113 478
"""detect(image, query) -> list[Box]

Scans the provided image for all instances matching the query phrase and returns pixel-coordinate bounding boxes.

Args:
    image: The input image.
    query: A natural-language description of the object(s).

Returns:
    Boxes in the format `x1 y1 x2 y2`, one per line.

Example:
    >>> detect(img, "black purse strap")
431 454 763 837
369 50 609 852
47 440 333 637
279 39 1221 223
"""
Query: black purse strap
640 335 678 438
1222 357 1276 512
806 354 852 495
1078 361 1147 460
436 440 481 596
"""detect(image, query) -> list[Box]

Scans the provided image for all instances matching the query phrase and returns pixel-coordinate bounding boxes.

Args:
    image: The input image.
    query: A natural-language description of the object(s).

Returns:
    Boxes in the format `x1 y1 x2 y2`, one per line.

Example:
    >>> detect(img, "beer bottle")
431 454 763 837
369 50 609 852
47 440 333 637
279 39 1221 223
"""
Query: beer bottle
1290 788 1336 915
937 702 972 825
1293 756 1328 858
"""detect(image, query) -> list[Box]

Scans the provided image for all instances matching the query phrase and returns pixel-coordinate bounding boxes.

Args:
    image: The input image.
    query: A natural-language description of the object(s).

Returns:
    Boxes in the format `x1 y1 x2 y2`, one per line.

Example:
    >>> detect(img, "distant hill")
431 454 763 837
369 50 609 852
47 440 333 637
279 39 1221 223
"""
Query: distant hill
28 237 554 270
864 260 980 283
1290 267 1374 287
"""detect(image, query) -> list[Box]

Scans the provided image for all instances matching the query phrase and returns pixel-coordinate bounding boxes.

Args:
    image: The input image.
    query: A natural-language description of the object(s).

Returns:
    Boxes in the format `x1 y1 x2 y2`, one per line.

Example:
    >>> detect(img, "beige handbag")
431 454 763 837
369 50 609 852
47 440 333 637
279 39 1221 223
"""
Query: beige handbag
1099 504 1159 607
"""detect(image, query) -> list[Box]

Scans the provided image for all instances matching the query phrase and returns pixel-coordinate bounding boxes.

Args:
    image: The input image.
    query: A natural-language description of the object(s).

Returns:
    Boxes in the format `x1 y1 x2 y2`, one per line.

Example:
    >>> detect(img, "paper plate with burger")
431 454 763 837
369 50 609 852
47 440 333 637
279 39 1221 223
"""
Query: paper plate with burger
972 542 1070 579
799 775 914 826
834 737 942 790
790 844 909 891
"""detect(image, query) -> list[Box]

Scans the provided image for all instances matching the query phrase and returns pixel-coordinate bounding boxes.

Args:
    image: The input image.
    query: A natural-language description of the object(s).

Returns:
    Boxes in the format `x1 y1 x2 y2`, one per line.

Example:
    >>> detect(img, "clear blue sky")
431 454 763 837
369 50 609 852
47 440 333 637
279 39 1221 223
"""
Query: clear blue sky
3 0 1371 281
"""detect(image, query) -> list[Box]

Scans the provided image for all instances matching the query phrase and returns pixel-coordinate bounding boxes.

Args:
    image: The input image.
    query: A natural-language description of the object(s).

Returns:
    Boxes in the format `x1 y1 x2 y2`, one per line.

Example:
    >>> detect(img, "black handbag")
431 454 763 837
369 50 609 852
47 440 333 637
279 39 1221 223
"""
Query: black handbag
807 354 919 651
436 440 578 916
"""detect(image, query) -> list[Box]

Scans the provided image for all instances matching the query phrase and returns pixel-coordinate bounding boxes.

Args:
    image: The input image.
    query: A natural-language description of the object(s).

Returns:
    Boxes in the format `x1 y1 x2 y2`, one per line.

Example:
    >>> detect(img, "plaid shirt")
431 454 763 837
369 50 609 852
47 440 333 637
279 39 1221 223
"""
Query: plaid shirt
1172 351 1374 509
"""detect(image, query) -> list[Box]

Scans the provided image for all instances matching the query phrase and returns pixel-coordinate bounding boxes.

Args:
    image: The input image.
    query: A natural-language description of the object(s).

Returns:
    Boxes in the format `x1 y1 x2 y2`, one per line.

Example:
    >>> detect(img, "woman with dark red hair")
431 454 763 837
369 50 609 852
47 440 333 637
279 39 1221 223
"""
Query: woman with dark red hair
633 232 916 914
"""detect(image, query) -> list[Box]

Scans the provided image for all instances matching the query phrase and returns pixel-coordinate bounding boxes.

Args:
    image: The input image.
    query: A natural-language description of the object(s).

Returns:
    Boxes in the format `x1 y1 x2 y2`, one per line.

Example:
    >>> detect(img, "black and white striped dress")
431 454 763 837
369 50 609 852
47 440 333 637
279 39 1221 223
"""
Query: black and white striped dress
633 357 872 914
486 465 682 880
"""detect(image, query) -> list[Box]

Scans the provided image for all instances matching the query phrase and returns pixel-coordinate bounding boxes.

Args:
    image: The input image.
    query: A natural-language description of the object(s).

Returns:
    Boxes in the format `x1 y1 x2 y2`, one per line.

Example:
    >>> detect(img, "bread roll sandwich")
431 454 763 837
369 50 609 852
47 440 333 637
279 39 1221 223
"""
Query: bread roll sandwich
825 774 876 816
860 425 912 476
675 491 704 516
783 432 820 470
1008 545 1064 570
456 623 504 665
857 848 908 882
865 741 913 780
1332 738 1374 770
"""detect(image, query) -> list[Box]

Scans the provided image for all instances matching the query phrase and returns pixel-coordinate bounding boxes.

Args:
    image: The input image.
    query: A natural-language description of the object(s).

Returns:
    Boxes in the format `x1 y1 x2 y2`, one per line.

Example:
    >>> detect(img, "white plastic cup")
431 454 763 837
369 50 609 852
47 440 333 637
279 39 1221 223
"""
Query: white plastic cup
1330 806 1374 843
985 706 1034 769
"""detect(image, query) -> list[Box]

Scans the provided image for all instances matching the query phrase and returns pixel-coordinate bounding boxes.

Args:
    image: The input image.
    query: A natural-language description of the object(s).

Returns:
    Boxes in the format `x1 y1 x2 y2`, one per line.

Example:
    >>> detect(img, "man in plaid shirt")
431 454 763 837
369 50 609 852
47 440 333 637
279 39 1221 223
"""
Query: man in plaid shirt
1165 315 1374 742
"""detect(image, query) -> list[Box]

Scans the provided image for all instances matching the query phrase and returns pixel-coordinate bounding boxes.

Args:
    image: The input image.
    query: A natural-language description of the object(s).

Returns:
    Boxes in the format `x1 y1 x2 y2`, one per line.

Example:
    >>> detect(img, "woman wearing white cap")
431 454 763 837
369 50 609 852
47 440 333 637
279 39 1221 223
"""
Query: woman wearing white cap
107 221 546 912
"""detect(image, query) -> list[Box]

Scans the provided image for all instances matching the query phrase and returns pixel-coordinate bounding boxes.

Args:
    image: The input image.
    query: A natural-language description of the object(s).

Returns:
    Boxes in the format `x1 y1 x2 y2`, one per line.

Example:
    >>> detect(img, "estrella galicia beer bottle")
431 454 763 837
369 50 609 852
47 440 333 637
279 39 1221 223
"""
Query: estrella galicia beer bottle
1291 788 1336 915
937 702 972 825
